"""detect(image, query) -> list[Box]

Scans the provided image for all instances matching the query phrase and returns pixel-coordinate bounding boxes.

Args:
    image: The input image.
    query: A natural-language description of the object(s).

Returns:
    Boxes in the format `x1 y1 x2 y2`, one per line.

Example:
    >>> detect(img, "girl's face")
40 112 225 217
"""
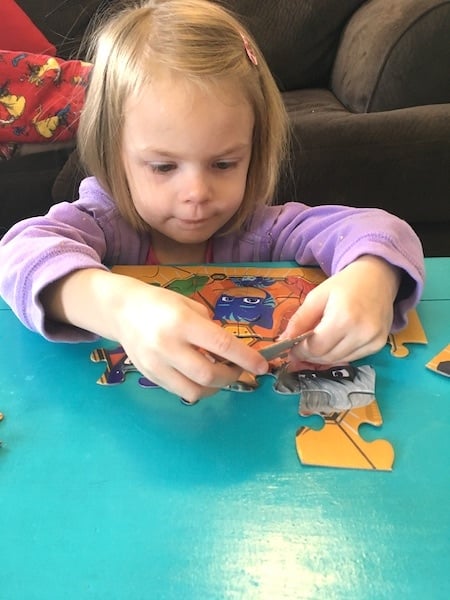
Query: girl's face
122 75 254 263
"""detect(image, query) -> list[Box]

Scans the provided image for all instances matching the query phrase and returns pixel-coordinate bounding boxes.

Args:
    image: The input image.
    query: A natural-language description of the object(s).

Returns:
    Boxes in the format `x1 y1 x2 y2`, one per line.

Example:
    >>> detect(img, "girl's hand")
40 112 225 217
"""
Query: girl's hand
113 277 268 402
42 269 268 403
281 255 401 364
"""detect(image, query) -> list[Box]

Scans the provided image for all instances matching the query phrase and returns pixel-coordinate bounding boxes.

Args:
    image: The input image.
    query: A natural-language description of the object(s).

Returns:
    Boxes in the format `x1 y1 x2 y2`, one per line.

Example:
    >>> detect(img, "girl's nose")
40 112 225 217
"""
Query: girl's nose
182 169 210 204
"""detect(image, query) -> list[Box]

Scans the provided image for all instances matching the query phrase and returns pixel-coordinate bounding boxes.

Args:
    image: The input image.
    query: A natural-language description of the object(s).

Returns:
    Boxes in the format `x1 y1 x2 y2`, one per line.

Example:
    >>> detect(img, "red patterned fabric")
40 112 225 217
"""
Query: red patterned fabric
0 51 92 156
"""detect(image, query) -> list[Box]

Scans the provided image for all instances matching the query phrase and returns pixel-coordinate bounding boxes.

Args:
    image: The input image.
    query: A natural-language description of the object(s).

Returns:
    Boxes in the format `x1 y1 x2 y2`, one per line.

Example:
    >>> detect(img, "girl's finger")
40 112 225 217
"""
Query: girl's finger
184 318 268 376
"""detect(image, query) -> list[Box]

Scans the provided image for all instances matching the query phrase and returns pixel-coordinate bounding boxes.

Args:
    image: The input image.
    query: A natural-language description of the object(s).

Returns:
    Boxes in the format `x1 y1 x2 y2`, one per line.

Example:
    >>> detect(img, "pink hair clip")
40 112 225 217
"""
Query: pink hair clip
241 33 258 66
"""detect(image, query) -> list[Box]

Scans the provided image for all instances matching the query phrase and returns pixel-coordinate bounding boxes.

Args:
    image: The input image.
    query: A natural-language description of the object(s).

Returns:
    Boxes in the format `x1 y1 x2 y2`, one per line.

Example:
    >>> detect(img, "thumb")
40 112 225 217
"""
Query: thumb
281 287 326 339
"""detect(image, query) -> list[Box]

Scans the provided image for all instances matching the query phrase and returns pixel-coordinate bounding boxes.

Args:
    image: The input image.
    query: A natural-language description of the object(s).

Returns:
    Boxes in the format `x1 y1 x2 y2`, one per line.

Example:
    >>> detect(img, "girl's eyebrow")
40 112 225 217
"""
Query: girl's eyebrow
141 142 251 157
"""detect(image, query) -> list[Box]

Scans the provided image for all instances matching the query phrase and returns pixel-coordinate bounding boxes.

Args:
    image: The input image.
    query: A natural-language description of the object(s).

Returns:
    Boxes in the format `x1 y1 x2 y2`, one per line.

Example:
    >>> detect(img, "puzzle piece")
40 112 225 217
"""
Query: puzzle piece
90 343 280 391
388 308 427 357
274 364 376 411
90 346 156 387
91 265 326 388
281 364 395 470
426 344 450 377
296 400 394 471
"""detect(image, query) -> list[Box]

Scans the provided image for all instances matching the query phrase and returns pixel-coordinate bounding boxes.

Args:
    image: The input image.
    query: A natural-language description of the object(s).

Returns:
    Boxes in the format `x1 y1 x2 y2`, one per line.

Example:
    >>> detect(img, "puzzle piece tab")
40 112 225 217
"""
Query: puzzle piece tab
388 308 427 357
296 400 394 471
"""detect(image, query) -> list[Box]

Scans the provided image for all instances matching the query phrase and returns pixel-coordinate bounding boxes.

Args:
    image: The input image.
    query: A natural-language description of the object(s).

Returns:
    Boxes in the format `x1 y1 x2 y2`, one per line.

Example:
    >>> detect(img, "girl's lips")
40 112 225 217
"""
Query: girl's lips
177 217 209 227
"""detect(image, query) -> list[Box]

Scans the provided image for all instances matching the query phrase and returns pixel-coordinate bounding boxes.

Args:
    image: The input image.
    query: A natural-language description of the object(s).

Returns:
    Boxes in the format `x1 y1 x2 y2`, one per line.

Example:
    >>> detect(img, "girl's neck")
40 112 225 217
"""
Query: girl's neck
147 238 212 265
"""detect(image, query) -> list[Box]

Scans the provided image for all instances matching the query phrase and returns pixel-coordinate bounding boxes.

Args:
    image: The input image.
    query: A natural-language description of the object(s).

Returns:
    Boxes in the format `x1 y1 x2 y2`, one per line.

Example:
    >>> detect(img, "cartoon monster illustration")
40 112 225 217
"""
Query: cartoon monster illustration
213 286 276 329
275 363 376 413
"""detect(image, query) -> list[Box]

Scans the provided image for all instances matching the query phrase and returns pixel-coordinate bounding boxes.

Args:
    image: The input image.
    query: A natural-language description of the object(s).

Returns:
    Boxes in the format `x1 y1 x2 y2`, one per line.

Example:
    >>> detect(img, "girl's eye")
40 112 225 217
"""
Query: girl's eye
150 163 176 173
215 161 236 170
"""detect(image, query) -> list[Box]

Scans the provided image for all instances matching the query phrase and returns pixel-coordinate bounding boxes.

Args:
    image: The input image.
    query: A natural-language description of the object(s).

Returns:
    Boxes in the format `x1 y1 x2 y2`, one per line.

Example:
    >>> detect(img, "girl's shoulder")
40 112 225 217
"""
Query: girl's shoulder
66 176 127 234
75 176 117 214
40 176 123 236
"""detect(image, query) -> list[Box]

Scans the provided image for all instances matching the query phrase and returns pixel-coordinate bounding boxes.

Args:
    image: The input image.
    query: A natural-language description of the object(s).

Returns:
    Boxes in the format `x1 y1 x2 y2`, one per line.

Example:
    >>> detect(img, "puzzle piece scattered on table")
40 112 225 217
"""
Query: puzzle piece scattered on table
91 340 393 471
274 363 394 471
296 399 395 471
388 308 427 357
426 344 450 377
90 264 395 471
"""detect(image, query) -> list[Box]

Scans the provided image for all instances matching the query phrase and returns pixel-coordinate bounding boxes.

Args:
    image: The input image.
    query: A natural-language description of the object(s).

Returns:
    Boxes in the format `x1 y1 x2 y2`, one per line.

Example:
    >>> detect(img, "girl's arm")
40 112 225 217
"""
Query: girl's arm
274 204 423 363
220 202 425 365
0 184 267 401
281 254 402 364
224 202 424 329
40 267 268 402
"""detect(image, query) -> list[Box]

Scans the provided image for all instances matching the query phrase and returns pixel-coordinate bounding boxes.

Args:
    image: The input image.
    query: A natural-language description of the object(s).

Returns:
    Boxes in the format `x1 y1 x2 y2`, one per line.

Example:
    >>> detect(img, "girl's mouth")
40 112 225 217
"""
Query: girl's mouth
177 218 209 227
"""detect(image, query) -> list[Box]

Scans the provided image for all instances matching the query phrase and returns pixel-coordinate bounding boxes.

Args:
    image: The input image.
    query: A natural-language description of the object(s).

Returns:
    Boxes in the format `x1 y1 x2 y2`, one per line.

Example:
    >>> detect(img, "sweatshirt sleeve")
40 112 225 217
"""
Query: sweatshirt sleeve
218 202 425 332
0 178 149 341
285 204 425 332
0 203 110 341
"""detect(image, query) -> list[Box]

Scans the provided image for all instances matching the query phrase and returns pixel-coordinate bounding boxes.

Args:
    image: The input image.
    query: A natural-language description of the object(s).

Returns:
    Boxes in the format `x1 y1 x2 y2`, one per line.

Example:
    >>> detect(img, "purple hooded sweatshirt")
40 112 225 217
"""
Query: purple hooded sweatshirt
0 177 424 341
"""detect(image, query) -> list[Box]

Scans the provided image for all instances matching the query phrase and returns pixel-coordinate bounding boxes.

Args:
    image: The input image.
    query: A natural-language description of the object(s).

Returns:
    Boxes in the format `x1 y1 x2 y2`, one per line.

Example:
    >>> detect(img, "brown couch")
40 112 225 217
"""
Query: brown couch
2 0 449 255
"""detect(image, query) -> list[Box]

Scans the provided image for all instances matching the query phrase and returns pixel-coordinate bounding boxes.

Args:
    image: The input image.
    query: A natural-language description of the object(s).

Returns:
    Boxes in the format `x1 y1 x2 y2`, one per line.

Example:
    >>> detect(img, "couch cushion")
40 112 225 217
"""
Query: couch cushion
220 0 366 90
0 147 74 236
276 88 450 226
332 0 450 112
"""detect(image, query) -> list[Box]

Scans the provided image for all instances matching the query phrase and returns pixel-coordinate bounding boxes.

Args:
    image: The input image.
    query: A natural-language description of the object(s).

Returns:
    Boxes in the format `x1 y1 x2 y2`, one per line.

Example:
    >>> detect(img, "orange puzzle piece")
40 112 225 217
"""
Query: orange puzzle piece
296 400 395 471
426 344 450 377
388 308 427 357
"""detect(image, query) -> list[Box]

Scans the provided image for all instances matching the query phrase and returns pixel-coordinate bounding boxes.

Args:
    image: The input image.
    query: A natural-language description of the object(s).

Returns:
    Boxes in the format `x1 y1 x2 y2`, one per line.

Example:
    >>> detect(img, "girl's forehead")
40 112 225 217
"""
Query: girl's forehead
128 71 251 110
122 73 254 152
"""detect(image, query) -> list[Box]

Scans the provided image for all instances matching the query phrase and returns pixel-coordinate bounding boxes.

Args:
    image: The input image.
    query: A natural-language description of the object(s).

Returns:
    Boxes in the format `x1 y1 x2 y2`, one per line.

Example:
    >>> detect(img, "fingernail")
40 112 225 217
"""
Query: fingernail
180 397 200 406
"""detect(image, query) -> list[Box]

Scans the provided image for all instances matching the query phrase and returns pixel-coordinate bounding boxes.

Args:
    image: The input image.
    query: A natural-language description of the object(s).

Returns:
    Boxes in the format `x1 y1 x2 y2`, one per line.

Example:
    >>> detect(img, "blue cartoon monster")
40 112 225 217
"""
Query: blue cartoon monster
213 286 275 329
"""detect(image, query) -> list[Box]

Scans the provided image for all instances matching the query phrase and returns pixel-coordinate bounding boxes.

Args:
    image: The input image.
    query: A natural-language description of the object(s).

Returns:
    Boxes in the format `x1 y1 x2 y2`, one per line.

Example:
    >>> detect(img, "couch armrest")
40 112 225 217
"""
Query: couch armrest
331 0 450 112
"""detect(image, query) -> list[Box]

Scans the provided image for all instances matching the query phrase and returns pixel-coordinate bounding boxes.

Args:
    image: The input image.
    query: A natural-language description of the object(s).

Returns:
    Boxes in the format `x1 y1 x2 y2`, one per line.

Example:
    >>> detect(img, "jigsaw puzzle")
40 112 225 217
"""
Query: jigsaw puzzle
90 264 401 471
92 264 327 387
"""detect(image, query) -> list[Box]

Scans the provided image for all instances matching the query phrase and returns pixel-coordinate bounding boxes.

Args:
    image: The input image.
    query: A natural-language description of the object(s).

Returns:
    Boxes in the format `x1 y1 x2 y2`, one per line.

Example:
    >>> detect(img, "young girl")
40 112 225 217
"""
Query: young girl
0 0 424 404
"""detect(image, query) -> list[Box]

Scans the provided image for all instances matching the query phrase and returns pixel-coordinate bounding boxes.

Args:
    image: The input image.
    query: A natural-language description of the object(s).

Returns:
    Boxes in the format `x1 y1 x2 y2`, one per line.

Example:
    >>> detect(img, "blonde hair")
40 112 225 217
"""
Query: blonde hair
78 0 289 232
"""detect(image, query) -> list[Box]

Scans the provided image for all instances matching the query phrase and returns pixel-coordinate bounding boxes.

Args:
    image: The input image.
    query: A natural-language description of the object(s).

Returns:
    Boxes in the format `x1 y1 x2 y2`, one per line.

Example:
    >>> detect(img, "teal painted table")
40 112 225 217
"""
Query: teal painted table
0 258 449 599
